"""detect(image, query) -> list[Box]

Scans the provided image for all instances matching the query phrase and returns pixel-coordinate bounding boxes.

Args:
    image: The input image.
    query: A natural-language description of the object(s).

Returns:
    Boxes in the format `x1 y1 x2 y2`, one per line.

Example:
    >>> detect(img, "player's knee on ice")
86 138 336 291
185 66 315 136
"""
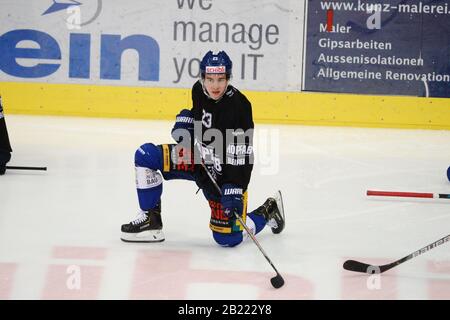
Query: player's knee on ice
213 231 243 247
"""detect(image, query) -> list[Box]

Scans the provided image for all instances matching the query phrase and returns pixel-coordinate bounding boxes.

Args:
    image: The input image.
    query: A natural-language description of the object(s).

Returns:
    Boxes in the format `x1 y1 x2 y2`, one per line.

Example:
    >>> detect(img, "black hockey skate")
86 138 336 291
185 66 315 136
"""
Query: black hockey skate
121 203 164 242
254 191 285 234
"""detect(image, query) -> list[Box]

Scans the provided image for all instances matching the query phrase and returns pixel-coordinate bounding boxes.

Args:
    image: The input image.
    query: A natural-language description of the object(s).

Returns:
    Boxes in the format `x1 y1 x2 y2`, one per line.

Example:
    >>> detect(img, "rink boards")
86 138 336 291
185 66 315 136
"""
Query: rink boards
1 81 449 129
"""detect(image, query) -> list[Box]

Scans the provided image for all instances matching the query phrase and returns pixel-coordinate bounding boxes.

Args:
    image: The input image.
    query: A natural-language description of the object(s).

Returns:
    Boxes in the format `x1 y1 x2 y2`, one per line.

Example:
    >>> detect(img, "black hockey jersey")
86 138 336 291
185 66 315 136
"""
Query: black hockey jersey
191 80 254 194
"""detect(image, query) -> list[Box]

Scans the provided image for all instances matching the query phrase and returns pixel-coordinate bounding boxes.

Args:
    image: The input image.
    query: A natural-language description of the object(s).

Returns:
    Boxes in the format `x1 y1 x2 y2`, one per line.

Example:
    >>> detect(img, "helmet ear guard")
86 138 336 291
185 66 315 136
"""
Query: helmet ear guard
200 51 233 80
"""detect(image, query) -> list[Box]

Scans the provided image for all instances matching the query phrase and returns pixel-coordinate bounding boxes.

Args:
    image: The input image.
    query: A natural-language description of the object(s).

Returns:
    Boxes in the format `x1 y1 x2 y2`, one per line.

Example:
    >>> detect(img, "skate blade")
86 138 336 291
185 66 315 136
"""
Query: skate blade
121 230 165 243
271 190 285 234
274 190 285 222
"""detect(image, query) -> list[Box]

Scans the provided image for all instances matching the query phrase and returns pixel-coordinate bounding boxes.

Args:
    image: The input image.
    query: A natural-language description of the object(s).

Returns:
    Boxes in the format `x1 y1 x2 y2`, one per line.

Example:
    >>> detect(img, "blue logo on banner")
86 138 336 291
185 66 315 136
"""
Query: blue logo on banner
42 0 82 15
1 2 160 81
0 29 160 81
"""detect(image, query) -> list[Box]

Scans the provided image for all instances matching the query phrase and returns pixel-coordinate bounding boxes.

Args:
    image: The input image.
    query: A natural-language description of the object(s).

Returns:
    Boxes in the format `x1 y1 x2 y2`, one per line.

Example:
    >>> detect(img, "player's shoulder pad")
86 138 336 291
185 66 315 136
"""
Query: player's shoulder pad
227 86 252 113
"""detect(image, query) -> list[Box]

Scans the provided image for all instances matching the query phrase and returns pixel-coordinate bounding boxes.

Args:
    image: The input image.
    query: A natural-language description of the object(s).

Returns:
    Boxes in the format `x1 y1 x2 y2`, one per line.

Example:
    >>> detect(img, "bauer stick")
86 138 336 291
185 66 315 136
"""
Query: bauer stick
5 166 47 171
343 234 450 274
198 161 285 288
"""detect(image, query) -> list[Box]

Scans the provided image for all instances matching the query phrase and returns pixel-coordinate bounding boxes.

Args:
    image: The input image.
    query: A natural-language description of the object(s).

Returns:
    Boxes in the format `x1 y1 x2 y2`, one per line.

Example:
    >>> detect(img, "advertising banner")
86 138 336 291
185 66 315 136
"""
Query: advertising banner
303 0 450 98
0 0 304 91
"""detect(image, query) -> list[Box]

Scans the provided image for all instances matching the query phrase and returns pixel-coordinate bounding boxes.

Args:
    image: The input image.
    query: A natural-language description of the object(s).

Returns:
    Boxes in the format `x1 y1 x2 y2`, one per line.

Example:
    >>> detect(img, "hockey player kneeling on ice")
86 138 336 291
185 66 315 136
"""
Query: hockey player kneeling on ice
121 51 285 246
0 96 12 176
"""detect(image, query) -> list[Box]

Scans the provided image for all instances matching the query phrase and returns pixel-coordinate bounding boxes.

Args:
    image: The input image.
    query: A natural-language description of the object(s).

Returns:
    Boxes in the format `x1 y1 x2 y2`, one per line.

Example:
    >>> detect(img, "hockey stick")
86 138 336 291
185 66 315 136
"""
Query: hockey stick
343 234 450 274
198 161 285 289
367 190 450 200
5 166 47 171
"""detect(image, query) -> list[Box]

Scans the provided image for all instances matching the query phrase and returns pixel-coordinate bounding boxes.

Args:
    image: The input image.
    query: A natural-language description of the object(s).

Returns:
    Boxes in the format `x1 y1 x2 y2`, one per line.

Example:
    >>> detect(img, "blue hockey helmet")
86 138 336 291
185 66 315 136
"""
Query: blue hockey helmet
200 51 232 79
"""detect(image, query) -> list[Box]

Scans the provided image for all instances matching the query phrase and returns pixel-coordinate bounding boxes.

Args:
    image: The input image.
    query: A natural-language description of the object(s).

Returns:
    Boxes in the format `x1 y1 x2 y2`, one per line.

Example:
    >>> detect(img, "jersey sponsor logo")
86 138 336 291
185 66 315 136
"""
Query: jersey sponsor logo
227 157 246 166
226 143 252 166
205 66 226 74
226 144 253 156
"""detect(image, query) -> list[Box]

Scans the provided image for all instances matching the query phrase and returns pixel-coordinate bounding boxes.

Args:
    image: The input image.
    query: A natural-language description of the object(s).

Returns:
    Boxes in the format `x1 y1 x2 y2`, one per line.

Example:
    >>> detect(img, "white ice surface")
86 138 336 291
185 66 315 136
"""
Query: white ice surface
1 115 449 300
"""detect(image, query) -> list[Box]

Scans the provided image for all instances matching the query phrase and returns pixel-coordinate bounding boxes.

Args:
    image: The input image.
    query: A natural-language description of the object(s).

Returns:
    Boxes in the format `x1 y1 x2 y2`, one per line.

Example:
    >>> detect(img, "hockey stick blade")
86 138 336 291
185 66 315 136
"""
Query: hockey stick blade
271 273 285 289
343 260 372 273
235 213 285 289
343 234 450 274
343 260 390 274
6 166 47 171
